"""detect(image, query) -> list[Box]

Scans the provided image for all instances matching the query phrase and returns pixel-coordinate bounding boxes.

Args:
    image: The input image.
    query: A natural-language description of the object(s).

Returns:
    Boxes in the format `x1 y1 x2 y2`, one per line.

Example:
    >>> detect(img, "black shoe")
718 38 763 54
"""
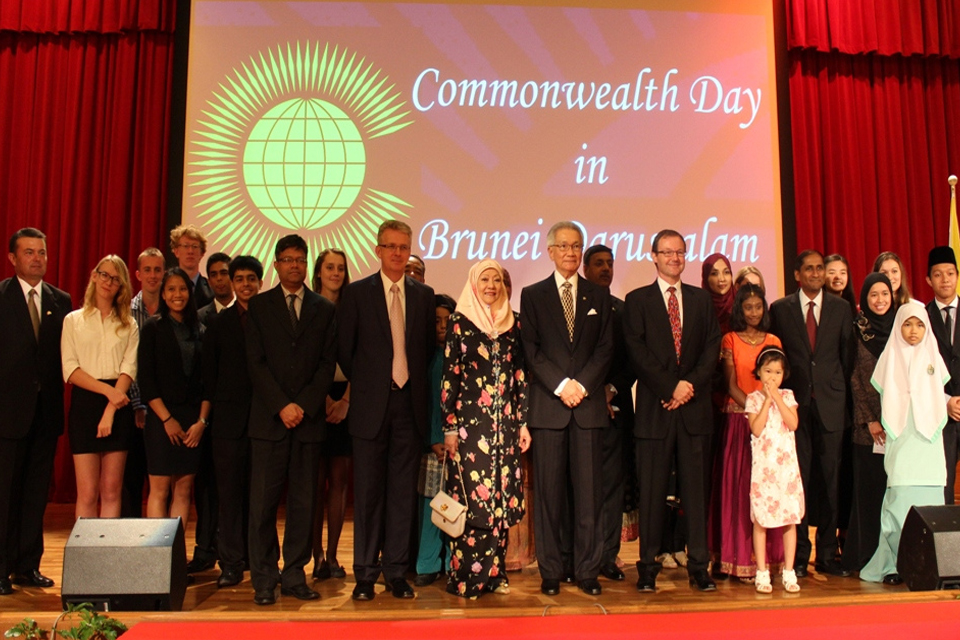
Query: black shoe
882 573 904 586
414 572 441 587
329 561 346 579
186 556 217 574
11 570 54 588
794 564 809 578
384 578 415 599
0 578 12 595
636 573 657 593
312 559 331 581
711 567 730 580
815 560 852 577
688 570 717 592
540 579 561 596
599 563 625 581
253 587 276 605
217 568 243 588
186 574 196 585
352 581 376 601
578 579 602 595
281 583 320 600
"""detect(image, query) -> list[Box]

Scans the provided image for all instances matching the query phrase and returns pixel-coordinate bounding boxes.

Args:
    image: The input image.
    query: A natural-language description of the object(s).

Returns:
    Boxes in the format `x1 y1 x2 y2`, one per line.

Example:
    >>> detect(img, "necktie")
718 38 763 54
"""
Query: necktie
28 289 40 341
806 301 817 351
390 284 408 387
561 282 575 342
946 306 954 346
667 286 681 364
287 293 298 331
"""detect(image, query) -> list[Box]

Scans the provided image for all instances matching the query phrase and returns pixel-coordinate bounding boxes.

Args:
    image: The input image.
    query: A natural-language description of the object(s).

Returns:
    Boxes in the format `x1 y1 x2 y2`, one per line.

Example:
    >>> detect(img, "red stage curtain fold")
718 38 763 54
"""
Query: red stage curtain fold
0 0 174 34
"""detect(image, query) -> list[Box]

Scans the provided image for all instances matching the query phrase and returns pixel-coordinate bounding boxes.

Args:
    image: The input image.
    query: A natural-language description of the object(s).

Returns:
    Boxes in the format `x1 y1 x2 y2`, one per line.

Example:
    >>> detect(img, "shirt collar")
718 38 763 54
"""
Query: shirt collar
936 296 959 311
656 276 681 296
553 271 578 289
800 288 823 308
17 277 42 297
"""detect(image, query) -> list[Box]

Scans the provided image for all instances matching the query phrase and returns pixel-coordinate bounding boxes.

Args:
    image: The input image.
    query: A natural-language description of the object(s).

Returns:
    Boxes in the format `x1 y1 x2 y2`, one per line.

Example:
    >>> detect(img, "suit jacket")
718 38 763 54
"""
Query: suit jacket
198 300 220 329
193 275 214 311
202 305 252 439
519 274 613 430
337 272 435 440
608 296 636 413
245 284 337 443
138 315 203 409
769 290 853 431
623 281 721 438
0 278 70 440
926 300 960 397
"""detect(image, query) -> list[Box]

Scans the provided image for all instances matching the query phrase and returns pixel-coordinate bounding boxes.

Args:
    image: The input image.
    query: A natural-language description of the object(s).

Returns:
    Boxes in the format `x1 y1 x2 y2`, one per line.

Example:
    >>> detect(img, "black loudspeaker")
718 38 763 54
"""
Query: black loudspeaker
898 505 960 591
61 518 187 611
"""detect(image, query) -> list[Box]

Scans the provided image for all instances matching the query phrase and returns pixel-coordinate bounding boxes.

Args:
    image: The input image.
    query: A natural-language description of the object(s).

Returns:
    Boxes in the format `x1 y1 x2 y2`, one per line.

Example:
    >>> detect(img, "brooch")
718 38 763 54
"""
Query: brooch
928 364 935 375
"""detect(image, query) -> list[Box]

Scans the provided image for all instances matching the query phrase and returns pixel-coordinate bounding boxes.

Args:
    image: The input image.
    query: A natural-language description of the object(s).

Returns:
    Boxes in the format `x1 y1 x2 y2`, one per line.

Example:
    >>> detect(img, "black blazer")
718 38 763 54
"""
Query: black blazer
622 281 721 438
337 272 435 440
926 300 960 397
138 315 203 409
201 305 252 440
0 278 70 440
519 274 613 430
608 295 637 406
193 275 214 311
197 300 219 329
769 291 853 431
245 285 337 443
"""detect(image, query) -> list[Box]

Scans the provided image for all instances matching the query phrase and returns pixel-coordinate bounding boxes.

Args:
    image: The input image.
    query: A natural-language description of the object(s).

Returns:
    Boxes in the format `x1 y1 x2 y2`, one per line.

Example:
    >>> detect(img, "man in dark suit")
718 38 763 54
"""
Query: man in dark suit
245 235 337 605
520 222 613 597
770 249 853 578
623 229 721 593
582 244 636 582
202 255 262 588
0 227 71 595
338 220 435 601
170 224 214 309
924 246 960 504
188 251 234 575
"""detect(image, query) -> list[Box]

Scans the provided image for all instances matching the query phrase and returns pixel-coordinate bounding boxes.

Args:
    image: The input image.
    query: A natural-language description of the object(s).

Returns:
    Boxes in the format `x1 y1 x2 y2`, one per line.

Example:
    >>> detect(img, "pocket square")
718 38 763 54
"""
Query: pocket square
587 308 598 316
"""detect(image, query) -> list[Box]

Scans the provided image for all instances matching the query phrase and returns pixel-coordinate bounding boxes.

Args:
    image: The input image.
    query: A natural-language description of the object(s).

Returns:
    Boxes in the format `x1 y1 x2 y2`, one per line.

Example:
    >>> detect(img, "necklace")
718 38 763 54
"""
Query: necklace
739 331 764 346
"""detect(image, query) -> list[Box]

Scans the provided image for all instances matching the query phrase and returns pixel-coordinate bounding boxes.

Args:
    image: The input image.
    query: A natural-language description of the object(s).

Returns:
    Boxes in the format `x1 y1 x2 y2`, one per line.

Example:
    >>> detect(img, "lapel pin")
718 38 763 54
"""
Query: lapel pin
928 364 935 375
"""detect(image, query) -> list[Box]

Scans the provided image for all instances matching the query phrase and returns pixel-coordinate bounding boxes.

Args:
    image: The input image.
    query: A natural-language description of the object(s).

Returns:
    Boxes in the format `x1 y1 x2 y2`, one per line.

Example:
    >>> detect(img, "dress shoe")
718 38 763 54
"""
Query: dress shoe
352 581 376 601
217 568 243 588
384 578 415 599
636 573 657 593
688 570 718 592
186 556 217 574
794 564 809 578
578 579 602 596
329 561 346 579
11 570 54 588
253 587 276 605
0 578 12 595
414 571 442 587
312 559 331 581
281 583 320 600
815 560 852 578
599 563 625 581
540 579 561 596
883 573 904 586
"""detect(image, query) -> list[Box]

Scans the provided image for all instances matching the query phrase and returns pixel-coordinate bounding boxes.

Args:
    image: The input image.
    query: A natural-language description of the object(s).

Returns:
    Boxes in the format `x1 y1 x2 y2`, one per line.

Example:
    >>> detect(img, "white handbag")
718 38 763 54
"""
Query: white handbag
429 454 467 537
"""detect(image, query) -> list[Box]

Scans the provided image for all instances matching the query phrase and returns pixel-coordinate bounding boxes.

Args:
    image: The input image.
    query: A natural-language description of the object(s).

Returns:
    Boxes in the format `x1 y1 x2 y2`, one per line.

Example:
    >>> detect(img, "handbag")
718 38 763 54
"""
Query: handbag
429 454 467 538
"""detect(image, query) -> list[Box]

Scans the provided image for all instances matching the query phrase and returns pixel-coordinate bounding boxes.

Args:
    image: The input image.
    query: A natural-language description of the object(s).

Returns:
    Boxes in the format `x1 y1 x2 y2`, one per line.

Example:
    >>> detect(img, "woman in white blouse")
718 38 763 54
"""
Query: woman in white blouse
61 255 139 519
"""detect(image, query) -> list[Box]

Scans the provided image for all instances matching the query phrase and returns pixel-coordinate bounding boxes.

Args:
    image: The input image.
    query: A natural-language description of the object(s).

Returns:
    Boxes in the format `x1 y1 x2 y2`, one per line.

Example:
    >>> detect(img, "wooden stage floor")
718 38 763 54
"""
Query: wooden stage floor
2 503 958 630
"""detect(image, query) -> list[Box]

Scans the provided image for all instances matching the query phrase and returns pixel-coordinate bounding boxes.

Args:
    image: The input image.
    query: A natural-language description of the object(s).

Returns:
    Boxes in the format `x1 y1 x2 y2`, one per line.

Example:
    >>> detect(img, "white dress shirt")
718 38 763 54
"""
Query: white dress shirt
61 308 139 382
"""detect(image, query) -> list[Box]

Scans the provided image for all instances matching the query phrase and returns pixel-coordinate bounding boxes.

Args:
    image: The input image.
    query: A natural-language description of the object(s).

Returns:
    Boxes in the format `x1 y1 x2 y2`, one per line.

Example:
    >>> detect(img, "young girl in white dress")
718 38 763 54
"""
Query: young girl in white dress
745 347 804 593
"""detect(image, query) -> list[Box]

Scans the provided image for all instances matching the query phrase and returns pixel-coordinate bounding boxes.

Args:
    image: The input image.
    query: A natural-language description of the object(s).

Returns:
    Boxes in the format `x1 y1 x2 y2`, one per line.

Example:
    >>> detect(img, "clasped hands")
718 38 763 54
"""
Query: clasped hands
662 380 694 411
948 396 960 422
162 417 206 447
560 379 585 408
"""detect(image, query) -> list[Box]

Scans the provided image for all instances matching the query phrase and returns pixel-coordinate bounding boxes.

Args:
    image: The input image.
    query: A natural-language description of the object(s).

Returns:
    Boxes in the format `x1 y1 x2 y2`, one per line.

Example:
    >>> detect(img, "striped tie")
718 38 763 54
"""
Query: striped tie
561 282 575 342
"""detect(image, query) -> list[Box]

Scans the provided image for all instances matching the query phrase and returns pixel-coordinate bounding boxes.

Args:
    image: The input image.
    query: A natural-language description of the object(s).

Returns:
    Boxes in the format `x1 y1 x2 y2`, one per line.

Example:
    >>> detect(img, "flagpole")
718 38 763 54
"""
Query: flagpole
950 175 960 295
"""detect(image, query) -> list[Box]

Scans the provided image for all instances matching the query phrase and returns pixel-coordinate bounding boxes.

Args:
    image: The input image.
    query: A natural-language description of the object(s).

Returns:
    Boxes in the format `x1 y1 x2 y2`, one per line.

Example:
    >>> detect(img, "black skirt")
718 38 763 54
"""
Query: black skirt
68 383 134 454
144 402 203 476
322 380 352 458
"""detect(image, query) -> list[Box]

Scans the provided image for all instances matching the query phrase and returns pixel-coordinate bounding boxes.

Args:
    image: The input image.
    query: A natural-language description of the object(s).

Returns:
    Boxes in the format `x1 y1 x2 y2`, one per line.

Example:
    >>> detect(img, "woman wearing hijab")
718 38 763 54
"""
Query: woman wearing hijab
843 274 896 572
442 260 530 598
860 302 949 584
702 254 735 334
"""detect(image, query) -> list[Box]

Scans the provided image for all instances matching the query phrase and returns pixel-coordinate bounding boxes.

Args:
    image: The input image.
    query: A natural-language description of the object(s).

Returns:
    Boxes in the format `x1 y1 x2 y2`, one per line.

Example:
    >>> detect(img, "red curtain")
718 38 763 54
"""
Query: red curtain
787 0 960 299
0 0 175 501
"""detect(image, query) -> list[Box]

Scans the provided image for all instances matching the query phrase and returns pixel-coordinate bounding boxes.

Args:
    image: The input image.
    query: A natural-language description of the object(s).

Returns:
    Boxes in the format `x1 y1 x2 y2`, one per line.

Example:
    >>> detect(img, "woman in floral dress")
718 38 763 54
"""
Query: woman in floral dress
442 259 531 598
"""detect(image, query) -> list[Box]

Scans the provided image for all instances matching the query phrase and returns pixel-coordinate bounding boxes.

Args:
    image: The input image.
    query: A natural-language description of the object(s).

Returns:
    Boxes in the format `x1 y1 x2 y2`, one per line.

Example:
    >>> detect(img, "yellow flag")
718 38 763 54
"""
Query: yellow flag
951 176 960 296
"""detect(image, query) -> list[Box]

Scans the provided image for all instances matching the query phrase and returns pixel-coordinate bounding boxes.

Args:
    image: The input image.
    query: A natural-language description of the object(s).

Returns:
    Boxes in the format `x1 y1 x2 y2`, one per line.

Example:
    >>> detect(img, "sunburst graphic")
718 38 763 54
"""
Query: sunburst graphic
187 41 414 274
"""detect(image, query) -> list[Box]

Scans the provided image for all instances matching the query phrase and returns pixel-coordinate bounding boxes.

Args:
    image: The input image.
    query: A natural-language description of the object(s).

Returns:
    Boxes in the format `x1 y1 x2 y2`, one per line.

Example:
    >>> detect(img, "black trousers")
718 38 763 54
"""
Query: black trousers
599 423 625 565
794 400 844 568
213 436 251 572
248 434 321 591
841 443 886 571
943 422 959 505
191 433 219 563
120 425 147 517
351 387 421 583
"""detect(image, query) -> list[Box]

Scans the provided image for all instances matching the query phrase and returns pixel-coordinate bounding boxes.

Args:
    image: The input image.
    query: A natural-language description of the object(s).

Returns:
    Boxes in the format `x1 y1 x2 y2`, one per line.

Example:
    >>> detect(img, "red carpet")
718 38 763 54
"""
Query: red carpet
123 601 960 640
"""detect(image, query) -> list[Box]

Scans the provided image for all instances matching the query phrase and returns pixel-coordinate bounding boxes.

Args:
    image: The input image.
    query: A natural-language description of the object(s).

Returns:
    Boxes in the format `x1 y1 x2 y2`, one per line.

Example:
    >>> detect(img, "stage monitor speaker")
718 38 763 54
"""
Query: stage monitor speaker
61 517 187 611
898 505 960 591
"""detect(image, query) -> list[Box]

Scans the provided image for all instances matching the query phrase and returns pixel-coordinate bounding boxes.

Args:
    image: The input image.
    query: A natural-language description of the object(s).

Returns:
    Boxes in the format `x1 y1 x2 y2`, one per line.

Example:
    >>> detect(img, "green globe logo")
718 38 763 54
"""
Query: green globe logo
243 98 365 230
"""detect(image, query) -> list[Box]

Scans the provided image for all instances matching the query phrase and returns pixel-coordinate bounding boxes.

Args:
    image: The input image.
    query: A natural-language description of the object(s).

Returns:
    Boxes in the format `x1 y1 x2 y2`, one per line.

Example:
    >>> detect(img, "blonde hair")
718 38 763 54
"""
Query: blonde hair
83 255 134 332
377 220 412 243
734 265 766 294
169 224 207 254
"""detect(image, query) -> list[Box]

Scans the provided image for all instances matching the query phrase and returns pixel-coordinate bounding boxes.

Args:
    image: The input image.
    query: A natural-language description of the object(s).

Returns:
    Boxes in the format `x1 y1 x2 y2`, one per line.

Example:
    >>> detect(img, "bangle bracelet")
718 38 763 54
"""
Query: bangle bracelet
162 415 173 423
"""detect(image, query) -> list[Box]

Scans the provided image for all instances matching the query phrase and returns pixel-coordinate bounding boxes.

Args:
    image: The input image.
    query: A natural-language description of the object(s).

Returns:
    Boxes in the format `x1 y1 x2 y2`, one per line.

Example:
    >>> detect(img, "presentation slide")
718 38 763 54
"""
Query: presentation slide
182 0 785 299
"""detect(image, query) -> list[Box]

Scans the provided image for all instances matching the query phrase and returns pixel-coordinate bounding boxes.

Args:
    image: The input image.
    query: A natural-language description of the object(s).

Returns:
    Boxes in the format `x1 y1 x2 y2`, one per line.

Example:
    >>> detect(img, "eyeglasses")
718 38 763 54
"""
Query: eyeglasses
549 243 583 253
379 244 411 253
177 243 202 251
656 250 686 258
96 270 122 286
276 257 308 265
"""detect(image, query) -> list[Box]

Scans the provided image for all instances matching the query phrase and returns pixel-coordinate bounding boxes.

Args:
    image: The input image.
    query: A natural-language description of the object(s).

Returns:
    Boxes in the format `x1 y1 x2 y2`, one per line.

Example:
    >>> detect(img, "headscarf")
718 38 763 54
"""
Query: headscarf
701 253 735 333
455 259 514 338
871 302 950 441
855 272 895 359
